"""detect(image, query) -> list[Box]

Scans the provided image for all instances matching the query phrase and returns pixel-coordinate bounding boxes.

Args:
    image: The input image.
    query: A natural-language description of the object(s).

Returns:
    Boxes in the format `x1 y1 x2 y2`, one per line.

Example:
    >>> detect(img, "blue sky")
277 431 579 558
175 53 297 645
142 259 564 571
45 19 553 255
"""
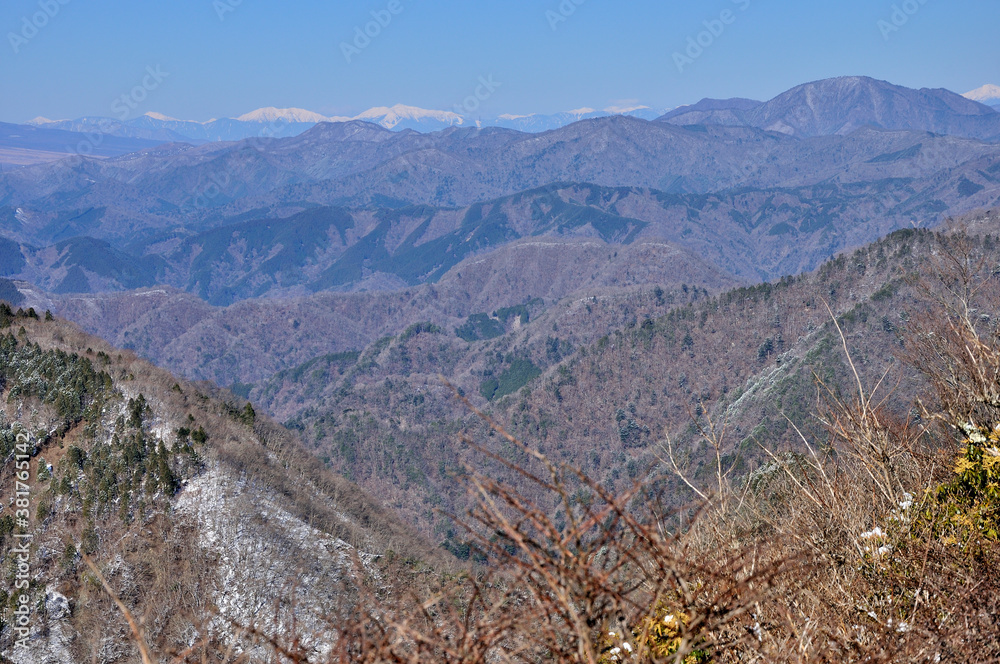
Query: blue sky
1 0 998 123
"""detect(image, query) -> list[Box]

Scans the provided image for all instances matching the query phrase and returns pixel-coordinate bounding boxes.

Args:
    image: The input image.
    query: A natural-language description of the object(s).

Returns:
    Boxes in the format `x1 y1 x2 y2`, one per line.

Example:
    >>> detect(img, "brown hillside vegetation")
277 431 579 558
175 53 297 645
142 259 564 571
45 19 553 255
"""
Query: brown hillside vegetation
99 229 1000 662
41 231 733 389
246 211 1000 547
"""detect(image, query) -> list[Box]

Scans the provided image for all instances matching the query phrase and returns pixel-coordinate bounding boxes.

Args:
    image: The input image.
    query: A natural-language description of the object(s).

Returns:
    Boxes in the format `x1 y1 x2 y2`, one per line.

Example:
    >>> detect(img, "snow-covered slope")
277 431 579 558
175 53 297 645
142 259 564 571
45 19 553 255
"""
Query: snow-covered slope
964 84 1000 107
236 107 347 124
354 104 465 130
492 105 662 132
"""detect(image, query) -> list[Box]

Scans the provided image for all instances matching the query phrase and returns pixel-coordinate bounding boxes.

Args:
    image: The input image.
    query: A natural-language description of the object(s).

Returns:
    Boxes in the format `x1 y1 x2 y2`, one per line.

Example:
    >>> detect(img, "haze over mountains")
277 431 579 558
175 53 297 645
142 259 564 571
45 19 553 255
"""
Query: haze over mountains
0 73 997 419
1 75 999 398
0 122 164 167
6 70 1000 660
17 103 663 152
1 77 999 312
6 76 998 169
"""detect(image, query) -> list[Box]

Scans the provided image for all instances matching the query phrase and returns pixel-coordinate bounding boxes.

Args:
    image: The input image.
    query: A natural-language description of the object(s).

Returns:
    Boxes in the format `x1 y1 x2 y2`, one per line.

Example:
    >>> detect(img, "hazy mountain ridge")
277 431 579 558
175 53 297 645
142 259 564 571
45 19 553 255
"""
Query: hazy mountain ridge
25 233 733 389
5 160 1000 305
657 97 763 125
662 77 1000 140
23 77 998 147
3 119 998 250
8 76 998 171
23 104 665 144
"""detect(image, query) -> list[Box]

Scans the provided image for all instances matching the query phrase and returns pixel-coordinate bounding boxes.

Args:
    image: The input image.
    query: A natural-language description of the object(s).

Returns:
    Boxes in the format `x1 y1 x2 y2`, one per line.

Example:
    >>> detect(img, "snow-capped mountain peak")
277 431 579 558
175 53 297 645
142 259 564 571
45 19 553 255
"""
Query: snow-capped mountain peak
143 112 180 121
354 104 464 129
236 107 334 124
16 100 667 141
963 84 1000 104
604 104 650 114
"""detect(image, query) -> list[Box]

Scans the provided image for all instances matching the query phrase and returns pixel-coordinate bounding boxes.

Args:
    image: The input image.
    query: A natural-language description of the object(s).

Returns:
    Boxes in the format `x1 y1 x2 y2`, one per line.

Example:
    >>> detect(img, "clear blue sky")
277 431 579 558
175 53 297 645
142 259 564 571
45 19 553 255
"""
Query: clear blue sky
1 0 998 123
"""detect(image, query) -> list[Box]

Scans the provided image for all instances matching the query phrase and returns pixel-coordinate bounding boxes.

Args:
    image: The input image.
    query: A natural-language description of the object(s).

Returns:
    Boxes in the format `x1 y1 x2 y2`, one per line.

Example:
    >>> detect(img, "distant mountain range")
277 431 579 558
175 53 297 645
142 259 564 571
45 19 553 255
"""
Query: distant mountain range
30 76 1000 147
1 117 998 308
22 103 664 145
2 104 665 167
27 76 989 145
2 74 1000 314
660 77 1000 141
6 76 997 170
4 177 952 305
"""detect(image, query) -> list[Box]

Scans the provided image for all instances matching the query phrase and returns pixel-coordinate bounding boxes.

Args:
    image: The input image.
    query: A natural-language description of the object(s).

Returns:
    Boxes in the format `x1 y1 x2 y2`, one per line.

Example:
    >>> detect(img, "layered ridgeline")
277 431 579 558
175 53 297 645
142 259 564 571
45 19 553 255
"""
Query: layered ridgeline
3 75 1000 549
0 89 998 303
0 306 444 662
248 209 999 546
5 76 998 167
7 154 1000 388
7 169 1000 304
39 210 999 546
2 120 998 246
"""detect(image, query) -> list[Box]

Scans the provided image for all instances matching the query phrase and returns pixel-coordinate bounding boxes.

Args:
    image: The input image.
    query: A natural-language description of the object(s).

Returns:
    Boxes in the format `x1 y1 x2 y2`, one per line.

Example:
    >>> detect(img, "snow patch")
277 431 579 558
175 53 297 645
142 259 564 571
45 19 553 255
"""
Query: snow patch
354 104 464 129
175 468 373 655
604 104 650 114
143 111 180 121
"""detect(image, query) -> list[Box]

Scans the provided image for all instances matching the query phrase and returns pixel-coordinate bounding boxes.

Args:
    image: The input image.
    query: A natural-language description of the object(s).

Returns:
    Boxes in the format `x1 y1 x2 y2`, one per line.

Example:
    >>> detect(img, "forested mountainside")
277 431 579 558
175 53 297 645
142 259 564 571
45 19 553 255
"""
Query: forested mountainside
0 307 445 663
6 211 993 663
31 212 998 547
16 209 1000 546
36 236 731 391
235 210 1000 544
10 174 998 303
